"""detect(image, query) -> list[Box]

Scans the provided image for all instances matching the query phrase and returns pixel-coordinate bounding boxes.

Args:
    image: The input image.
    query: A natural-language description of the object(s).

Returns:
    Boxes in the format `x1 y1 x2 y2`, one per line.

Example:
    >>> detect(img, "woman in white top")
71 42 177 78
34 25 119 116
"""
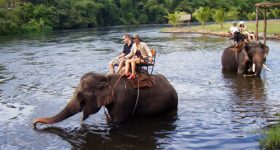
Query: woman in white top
238 21 255 41
229 22 238 35
124 34 152 79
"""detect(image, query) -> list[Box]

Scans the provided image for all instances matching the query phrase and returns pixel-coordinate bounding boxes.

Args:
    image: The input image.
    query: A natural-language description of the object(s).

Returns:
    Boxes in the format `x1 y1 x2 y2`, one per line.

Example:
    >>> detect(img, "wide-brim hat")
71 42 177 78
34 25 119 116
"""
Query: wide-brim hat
239 21 245 25
132 34 141 41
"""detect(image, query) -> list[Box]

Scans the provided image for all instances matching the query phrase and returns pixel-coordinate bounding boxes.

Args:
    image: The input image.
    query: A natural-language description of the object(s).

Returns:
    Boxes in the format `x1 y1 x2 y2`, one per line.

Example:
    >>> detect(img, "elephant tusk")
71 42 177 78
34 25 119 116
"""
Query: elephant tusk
252 63 256 73
263 64 272 71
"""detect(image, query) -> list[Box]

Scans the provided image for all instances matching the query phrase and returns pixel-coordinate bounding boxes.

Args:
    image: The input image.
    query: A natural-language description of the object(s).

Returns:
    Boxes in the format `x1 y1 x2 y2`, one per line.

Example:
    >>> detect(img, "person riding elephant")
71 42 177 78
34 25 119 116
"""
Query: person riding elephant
221 41 269 76
33 72 178 127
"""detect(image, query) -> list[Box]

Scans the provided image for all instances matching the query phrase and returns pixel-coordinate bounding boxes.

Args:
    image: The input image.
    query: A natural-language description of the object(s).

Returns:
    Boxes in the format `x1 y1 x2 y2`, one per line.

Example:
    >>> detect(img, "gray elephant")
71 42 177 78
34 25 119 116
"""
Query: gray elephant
33 72 178 127
221 41 269 76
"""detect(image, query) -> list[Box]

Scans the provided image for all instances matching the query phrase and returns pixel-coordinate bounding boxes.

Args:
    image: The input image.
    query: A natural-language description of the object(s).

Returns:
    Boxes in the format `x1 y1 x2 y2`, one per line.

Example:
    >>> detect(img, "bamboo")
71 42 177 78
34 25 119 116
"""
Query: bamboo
264 9 267 45
256 7 259 41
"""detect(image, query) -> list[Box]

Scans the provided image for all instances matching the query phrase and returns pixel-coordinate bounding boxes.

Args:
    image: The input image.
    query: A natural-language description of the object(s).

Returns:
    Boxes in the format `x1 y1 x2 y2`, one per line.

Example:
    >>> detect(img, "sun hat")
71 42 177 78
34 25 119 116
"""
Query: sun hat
132 34 141 41
239 21 245 25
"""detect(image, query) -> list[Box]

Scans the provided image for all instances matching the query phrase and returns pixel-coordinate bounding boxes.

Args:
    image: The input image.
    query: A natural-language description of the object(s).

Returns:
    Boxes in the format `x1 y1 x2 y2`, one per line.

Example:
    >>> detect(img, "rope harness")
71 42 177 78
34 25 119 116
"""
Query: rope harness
103 74 141 122
132 78 140 116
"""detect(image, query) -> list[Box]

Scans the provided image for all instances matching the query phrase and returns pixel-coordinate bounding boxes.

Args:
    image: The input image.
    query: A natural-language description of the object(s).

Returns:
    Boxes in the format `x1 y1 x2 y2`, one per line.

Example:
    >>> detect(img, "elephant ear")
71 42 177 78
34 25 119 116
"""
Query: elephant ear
260 43 269 54
95 82 113 107
235 41 245 53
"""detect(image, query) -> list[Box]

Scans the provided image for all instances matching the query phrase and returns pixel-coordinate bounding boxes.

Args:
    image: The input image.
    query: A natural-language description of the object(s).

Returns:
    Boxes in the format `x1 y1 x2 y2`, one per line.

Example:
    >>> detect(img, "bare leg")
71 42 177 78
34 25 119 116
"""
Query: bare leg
116 59 125 73
131 60 136 75
108 62 115 74
131 58 140 75
125 59 131 74
247 33 252 41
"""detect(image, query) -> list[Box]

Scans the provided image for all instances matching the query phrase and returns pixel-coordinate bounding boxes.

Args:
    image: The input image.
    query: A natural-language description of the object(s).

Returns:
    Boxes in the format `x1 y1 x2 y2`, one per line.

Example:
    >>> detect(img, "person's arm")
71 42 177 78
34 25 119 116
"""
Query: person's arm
125 44 135 59
143 43 153 62
118 53 125 59
143 43 152 57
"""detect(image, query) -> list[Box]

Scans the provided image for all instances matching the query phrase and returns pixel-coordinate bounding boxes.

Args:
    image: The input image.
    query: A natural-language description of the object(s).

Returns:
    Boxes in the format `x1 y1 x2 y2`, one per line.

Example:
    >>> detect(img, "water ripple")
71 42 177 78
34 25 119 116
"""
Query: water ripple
0 26 280 150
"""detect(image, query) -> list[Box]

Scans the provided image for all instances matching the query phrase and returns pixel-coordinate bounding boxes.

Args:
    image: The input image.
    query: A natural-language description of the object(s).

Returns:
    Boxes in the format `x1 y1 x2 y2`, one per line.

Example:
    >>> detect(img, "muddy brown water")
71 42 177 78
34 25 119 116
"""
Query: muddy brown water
0 25 280 150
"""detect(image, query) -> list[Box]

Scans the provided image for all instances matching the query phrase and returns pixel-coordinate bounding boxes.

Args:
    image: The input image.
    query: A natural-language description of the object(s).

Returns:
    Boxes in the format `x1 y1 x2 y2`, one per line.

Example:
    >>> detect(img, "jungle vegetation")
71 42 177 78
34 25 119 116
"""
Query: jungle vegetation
0 0 280 35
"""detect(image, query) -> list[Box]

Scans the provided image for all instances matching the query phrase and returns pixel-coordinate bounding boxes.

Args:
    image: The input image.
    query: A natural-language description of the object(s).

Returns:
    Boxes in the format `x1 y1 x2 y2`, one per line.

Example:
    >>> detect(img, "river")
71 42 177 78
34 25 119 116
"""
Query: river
0 25 280 150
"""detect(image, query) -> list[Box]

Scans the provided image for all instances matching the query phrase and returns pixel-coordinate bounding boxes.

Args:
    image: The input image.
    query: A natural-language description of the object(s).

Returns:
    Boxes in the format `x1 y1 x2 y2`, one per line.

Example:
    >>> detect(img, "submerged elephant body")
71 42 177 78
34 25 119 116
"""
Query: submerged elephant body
221 41 269 76
33 72 178 126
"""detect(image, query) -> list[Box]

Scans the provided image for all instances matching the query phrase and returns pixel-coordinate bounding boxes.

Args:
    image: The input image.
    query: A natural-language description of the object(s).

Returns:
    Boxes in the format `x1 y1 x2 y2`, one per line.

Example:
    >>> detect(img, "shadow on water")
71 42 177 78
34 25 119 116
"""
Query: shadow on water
35 110 178 149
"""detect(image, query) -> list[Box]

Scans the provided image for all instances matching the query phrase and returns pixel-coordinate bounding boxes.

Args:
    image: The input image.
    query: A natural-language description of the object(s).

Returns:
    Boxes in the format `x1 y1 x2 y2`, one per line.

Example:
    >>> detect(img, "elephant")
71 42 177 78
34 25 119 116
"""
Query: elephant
33 72 178 127
221 41 269 76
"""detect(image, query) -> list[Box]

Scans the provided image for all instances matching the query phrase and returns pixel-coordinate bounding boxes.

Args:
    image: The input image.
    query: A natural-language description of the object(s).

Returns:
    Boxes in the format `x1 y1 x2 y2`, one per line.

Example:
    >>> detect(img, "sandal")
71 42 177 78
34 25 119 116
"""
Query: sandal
124 72 131 77
127 74 136 80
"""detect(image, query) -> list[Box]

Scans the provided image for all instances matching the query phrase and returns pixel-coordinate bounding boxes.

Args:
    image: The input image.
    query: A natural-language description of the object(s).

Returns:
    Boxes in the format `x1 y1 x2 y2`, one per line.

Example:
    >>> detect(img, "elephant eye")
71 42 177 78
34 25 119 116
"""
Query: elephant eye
77 92 84 100
77 92 86 106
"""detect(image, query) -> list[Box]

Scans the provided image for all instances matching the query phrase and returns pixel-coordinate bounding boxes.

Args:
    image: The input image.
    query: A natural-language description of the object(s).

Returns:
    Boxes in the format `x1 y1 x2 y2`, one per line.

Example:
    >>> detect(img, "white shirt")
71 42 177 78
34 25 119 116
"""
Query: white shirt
125 42 152 59
230 26 238 34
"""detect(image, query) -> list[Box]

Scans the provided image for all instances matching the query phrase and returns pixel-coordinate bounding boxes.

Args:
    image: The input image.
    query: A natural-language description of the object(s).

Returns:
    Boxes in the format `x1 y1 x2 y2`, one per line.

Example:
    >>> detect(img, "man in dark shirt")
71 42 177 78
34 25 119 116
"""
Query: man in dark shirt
108 34 133 74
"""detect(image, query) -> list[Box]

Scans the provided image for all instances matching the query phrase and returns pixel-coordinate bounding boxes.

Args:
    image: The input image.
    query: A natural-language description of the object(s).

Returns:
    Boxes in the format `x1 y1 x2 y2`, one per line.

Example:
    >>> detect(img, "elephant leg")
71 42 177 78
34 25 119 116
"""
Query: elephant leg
108 106 131 122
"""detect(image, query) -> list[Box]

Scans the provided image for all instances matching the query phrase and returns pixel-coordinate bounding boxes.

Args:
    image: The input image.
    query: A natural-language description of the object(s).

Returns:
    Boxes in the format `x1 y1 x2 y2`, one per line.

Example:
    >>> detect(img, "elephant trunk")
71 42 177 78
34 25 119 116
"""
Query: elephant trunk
33 100 82 128
253 54 264 76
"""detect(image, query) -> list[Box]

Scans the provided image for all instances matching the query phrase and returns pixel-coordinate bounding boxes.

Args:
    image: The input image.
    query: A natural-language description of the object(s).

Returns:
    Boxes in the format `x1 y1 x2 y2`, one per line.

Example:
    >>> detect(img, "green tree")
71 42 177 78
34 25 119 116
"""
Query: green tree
144 0 168 24
165 11 185 27
211 8 228 29
164 0 180 12
192 7 211 28
71 0 101 28
119 0 137 25
97 0 121 26
32 4 57 28
271 8 280 19
135 1 148 24
174 1 194 13
0 8 21 34
1 0 279 35
227 7 239 21
246 12 256 21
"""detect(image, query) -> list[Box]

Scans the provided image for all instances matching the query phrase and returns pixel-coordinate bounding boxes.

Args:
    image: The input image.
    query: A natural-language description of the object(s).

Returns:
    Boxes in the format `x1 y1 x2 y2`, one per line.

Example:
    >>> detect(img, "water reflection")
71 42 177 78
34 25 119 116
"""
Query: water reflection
222 72 266 101
222 72 269 130
37 110 177 149
1 25 280 149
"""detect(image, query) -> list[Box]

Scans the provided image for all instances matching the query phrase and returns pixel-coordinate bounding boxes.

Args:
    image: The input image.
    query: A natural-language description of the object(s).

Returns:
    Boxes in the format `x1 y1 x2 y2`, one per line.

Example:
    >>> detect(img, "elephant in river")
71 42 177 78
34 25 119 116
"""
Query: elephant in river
221 41 269 76
33 72 178 127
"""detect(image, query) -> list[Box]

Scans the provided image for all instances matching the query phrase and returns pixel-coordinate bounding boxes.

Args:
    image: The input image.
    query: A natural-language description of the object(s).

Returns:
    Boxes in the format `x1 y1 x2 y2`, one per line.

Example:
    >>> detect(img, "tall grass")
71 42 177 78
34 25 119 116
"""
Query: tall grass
261 124 280 149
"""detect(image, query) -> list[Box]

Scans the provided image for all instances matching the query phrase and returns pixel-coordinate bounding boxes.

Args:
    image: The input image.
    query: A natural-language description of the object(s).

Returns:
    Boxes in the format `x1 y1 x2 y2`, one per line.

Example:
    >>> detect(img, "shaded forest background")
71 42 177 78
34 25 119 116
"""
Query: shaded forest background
0 0 279 34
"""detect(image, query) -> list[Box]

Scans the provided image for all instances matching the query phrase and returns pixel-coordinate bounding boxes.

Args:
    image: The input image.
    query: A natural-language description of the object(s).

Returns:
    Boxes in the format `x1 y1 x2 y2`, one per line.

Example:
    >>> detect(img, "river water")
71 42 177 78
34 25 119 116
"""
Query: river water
0 25 280 150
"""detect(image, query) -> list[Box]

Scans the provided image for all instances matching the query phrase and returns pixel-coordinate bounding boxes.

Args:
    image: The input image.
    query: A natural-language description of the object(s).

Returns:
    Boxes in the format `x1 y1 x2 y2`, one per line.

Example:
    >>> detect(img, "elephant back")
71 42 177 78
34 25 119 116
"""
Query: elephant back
128 73 156 88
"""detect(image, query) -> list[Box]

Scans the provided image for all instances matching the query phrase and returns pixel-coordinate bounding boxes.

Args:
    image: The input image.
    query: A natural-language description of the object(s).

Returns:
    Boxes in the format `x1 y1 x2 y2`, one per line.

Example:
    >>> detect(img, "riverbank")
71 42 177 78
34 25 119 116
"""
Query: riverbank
161 20 280 40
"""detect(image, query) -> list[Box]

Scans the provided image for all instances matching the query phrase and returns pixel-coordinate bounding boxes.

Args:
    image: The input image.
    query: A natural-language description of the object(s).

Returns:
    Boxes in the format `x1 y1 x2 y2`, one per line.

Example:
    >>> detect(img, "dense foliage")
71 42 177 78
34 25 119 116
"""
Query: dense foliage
0 0 280 34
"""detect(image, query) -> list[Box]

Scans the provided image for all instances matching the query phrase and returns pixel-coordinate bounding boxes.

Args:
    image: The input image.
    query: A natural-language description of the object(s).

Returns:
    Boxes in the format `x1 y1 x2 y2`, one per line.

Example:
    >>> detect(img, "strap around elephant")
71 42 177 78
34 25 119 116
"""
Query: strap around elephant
132 78 140 116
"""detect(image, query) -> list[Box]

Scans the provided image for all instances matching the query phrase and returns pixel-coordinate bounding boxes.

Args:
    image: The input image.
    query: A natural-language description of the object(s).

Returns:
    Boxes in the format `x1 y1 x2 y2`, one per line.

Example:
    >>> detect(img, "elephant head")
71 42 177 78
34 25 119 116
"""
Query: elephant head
227 41 269 77
33 72 112 127
244 41 269 76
